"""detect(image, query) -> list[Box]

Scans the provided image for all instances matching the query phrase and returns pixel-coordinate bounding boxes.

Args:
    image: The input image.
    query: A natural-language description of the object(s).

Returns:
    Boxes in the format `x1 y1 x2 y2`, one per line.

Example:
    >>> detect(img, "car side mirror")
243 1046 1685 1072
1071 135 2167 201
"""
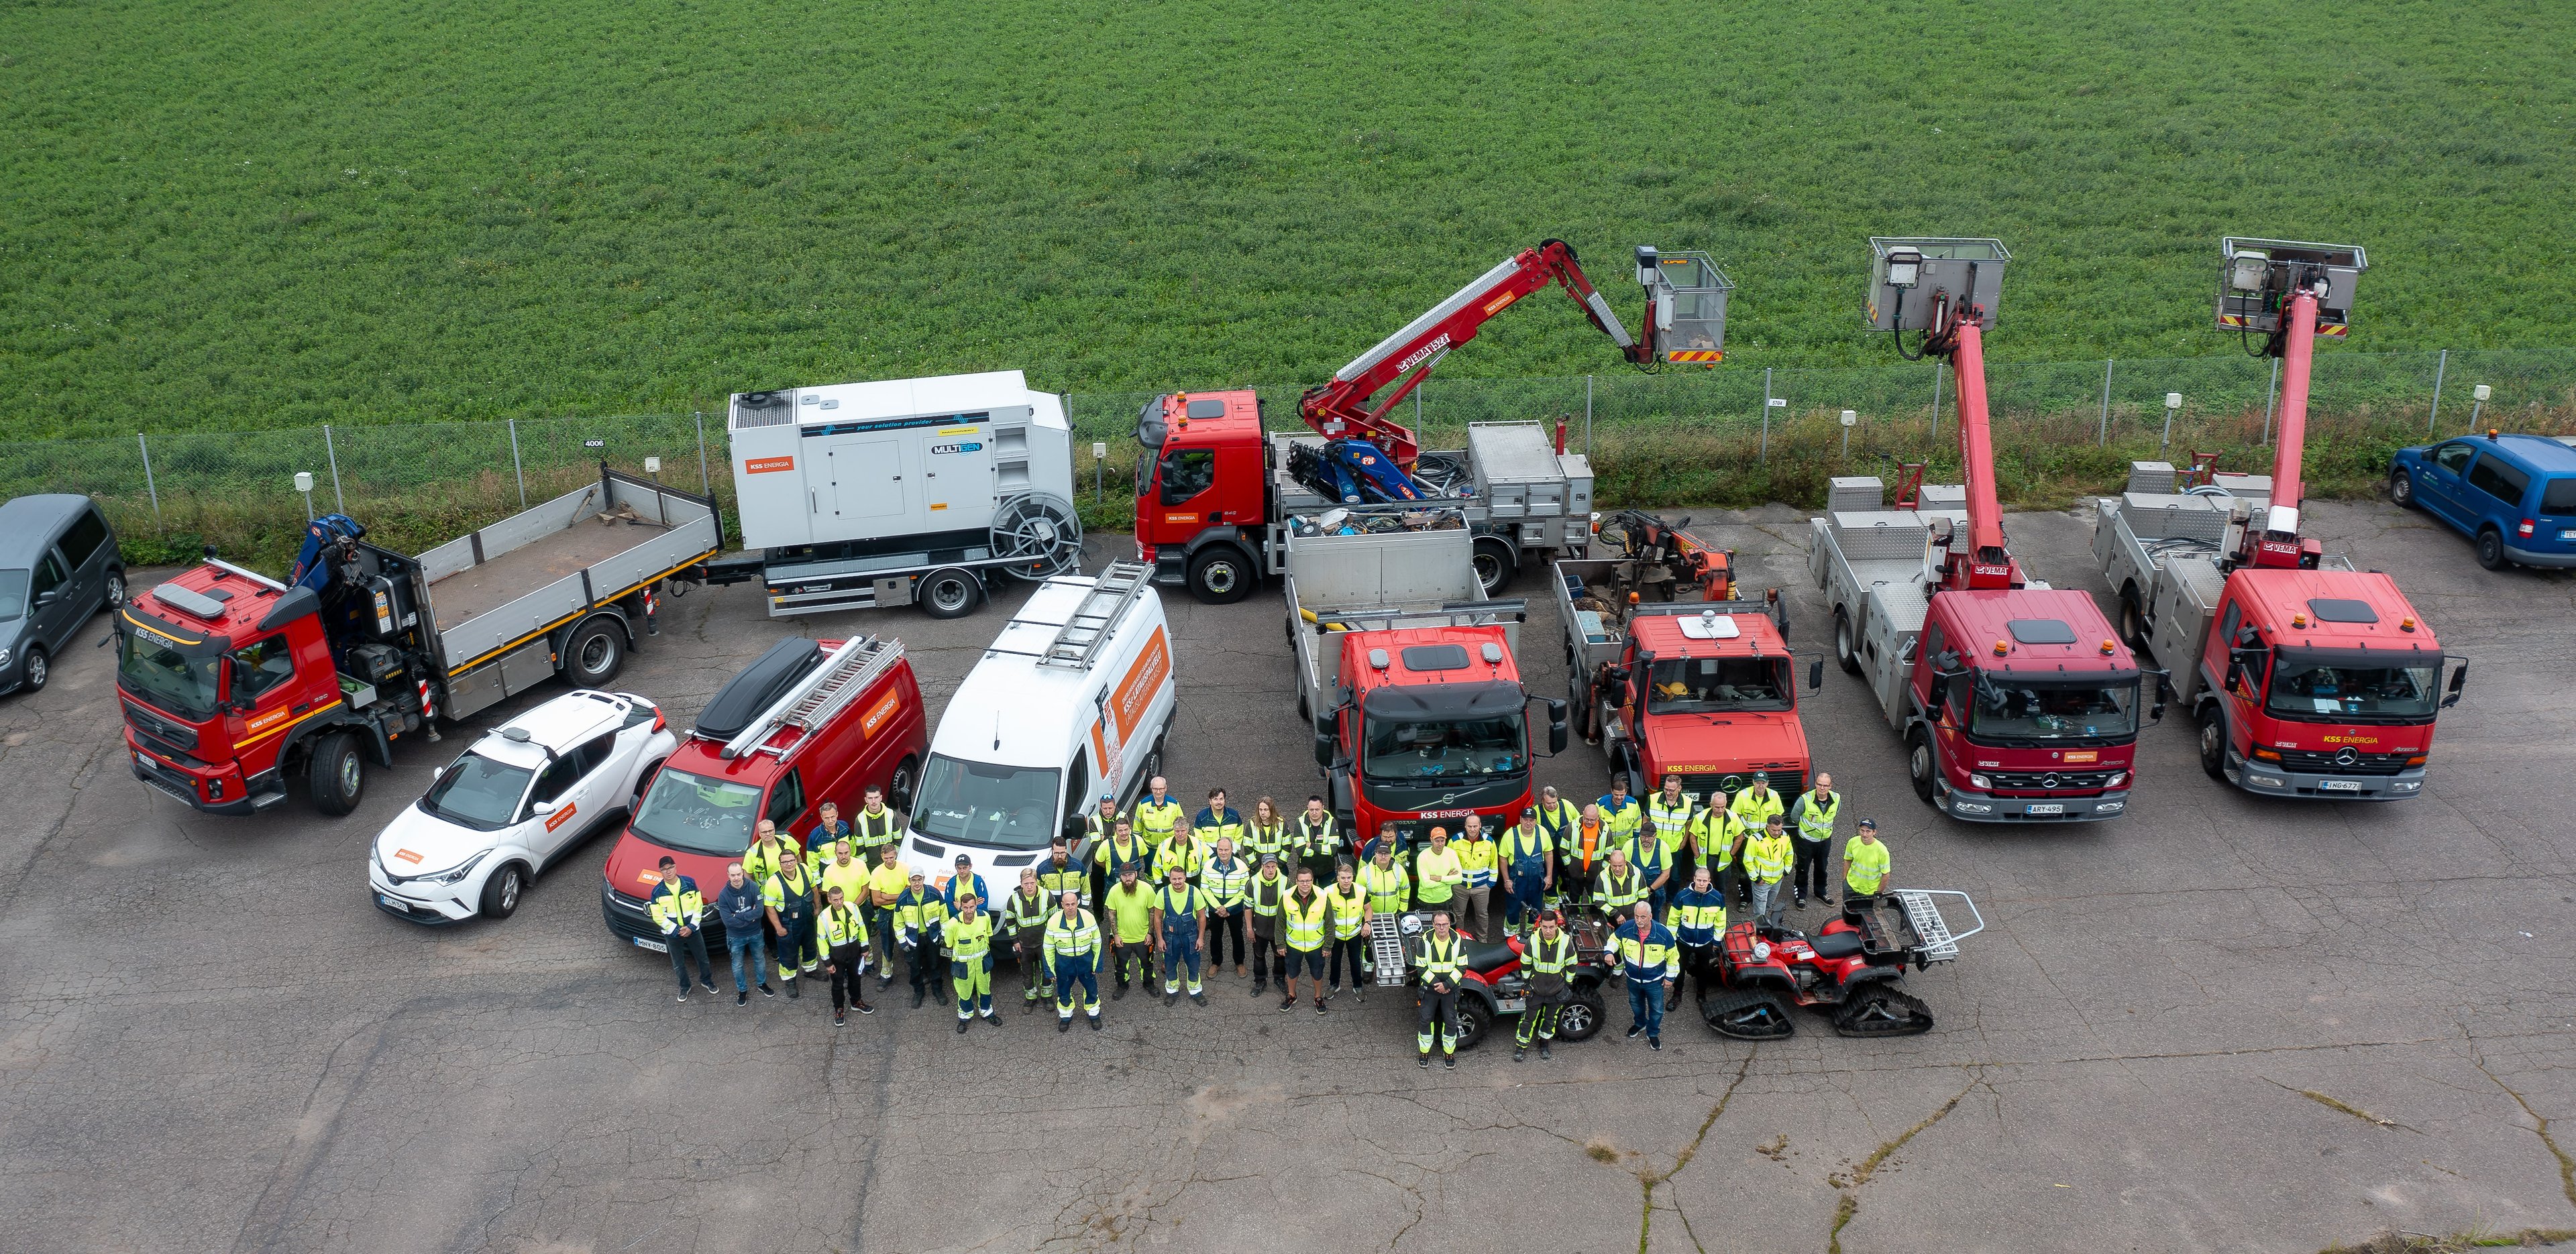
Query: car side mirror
1807 659 1824 691
431 765 445 783
32 589 58 608
2443 660 2468 709
531 799 559 815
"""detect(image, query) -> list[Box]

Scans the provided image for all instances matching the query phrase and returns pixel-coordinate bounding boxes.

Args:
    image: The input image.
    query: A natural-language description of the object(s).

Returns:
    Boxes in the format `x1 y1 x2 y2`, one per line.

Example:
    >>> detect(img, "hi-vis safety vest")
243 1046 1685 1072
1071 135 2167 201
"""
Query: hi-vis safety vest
1044 909 1101 962
1415 934 1464 984
947 913 994 964
820 904 868 948
1294 811 1338 858
1360 862 1410 915
853 806 902 852
1456 838 1497 891
1598 867 1648 913
1646 793 1695 840
1248 872 1287 919
1133 798 1187 841
1202 858 1250 910
1794 790 1841 843
1245 820 1289 863
1283 893 1330 951
1525 930 1576 976
1327 885 1366 939
648 878 704 933
1692 808 1746 868
1744 832 1793 882
1845 839 1890 895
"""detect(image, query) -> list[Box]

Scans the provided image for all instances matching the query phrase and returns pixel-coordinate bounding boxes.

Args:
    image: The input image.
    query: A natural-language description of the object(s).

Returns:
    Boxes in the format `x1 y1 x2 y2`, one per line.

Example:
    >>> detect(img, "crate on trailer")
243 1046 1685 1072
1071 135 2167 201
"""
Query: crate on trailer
2119 493 2229 544
1830 511 1930 562
2126 461 2178 495
1829 476 1885 513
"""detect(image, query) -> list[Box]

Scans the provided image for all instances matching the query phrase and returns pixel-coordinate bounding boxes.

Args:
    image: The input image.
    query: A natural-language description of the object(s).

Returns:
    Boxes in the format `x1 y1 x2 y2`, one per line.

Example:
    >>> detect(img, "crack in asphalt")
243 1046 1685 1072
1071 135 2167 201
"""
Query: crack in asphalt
1826 1068 1982 1254
1629 1052 1754 1254
2265 1077 2424 1134
2472 1056 2576 1213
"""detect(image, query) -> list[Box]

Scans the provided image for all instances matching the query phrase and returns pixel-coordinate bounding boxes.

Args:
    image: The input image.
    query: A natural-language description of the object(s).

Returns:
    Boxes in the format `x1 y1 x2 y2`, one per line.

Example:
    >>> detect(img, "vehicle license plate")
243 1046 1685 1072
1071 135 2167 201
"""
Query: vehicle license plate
2026 803 2065 815
633 936 669 953
378 893 403 911
2320 779 2362 792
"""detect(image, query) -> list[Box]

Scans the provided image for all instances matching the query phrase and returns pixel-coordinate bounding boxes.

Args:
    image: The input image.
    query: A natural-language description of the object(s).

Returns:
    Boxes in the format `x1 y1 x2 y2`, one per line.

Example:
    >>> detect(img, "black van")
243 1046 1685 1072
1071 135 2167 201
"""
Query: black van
0 495 123 695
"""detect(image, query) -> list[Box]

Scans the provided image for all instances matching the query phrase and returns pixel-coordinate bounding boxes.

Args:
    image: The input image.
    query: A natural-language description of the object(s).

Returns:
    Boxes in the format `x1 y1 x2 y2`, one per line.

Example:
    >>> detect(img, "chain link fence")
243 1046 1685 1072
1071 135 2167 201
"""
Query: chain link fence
10 349 2572 574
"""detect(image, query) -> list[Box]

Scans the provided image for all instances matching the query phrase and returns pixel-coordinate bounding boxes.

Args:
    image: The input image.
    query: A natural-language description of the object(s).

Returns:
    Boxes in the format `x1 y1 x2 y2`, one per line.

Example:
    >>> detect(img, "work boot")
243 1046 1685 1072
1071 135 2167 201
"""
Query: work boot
1089 1015 1103 1031
1513 1046 1527 1062
1114 980 1130 1002
1164 989 1179 1007
1418 1054 1431 1070
1794 893 1807 908
1058 1017 1071 1033
911 988 926 1009
984 1013 1003 1029
1538 1042 1552 1060
1190 992 1208 1007
1444 1056 1456 1070
955 1018 969 1035
787 980 801 1001
1249 980 1267 999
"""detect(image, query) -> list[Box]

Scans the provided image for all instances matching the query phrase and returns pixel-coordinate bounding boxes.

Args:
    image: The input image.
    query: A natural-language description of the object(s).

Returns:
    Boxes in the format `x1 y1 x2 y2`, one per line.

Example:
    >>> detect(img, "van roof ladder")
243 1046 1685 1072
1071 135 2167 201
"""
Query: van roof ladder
1036 561 1152 671
724 634 907 760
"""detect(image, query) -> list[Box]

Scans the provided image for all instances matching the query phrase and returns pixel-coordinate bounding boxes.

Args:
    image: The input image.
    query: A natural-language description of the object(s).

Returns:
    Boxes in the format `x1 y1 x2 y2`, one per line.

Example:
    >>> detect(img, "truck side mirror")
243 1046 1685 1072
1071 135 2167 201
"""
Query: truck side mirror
1605 665 1629 685
1546 699 1569 755
2443 661 2468 709
1807 659 1823 691
1313 724 1337 770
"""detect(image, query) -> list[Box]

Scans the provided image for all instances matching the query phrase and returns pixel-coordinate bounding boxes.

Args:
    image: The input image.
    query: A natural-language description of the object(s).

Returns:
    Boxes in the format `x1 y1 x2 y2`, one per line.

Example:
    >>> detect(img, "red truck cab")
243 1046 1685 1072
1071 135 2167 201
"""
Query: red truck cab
1605 607 1815 801
2194 569 2455 799
1133 389 1269 604
1314 624 1566 852
600 634 926 949
121 563 392 815
1910 589 2153 821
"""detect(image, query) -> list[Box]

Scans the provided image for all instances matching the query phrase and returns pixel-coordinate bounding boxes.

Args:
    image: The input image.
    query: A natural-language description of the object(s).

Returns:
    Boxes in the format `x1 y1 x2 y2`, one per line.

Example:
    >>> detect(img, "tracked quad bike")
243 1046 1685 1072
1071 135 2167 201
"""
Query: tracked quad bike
1697 891 1982 1039
1379 911 1613 1051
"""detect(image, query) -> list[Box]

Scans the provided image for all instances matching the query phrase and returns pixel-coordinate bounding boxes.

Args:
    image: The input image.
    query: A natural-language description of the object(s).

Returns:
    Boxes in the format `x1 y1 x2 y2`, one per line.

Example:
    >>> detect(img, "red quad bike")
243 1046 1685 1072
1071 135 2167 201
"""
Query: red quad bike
1696 890 1983 1039
1384 911 1615 1051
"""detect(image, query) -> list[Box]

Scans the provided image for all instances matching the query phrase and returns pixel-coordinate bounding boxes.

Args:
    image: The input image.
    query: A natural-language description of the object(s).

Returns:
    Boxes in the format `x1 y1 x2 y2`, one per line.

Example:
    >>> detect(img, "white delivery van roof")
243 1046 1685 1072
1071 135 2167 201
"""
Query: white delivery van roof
934 565 1167 771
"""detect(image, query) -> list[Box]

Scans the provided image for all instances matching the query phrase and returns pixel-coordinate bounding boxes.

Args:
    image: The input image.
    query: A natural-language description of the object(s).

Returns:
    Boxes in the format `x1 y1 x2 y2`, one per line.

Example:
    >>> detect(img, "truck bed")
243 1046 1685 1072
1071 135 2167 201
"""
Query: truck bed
431 518 668 632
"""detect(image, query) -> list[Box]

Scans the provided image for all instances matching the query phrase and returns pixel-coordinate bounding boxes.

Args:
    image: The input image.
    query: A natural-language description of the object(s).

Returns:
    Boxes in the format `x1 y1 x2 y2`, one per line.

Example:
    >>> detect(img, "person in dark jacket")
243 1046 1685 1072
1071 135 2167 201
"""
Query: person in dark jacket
714 862 775 1007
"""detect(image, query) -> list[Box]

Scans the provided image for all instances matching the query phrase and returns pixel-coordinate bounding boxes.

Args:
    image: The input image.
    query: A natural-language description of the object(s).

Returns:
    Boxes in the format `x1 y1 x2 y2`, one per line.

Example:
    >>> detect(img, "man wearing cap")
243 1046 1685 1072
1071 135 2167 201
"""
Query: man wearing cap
1786 772 1843 908
1743 815 1795 928
1245 853 1290 998
1727 771 1786 840
1454 815 1499 941
1844 819 1891 900
648 856 716 1003
1101 862 1157 1000
1413 825 1464 919
1512 909 1577 1062
1499 806 1552 934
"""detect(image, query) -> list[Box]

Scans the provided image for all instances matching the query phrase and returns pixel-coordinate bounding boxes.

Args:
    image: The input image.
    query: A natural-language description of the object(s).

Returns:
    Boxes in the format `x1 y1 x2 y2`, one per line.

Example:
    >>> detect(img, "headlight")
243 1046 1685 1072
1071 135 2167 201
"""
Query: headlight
1968 773 1991 790
2107 771 2129 788
423 851 490 887
0 648 11 669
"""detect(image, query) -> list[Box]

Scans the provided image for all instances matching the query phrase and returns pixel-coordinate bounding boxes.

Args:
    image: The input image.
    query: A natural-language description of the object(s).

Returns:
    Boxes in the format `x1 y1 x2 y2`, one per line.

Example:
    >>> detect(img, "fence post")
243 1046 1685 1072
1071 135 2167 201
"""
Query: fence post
137 433 162 528
508 418 527 508
1760 367 1772 461
2427 349 2448 433
1583 374 1593 458
694 411 712 496
323 423 345 514
2098 359 2112 446
2261 357 2280 445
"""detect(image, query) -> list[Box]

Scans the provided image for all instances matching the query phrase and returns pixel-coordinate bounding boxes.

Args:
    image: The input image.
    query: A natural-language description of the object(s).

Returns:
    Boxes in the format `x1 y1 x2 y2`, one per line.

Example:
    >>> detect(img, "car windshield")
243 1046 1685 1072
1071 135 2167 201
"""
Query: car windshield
2264 651 2440 722
117 627 221 720
1963 674 2139 741
419 752 535 830
0 569 25 622
629 767 766 856
1362 714 1526 779
913 754 1061 850
1646 657 1791 713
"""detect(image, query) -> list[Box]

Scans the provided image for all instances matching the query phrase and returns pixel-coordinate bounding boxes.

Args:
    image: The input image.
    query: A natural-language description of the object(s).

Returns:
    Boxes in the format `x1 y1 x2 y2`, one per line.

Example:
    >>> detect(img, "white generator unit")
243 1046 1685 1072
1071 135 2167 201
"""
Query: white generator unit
706 370 1084 620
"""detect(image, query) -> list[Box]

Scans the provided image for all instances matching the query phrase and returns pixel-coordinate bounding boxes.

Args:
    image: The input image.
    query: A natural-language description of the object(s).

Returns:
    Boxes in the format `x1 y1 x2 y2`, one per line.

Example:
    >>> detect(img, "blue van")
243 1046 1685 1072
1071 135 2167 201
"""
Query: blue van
2388 433 2576 570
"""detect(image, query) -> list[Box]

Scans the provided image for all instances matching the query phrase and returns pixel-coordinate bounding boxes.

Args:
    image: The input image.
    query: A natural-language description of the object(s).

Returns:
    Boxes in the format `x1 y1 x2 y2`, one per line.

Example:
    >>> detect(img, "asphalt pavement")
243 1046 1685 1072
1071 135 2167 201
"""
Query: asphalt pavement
2 497 2570 1253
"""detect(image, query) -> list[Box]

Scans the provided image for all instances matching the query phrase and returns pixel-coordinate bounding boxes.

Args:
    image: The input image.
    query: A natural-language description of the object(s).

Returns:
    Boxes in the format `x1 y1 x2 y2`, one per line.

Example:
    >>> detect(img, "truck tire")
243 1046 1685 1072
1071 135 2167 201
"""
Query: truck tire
2475 527 2508 572
2388 469 2416 509
2118 583 2149 650
1906 728 1938 805
1297 689 1310 724
920 568 985 619
1832 608 1862 675
1470 538 1515 597
888 755 920 813
479 861 527 920
2197 705 2228 781
563 619 625 687
309 731 365 816
1185 546 1253 604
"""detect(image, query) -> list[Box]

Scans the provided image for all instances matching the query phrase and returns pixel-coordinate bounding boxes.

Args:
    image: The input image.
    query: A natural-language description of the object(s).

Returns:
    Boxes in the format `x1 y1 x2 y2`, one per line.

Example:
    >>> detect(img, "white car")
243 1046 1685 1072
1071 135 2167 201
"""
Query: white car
371 689 677 923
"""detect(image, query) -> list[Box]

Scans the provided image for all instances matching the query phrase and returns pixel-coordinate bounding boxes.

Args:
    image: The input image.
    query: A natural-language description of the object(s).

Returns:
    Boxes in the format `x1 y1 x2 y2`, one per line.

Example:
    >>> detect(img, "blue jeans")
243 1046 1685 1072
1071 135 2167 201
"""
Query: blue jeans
665 927 714 990
1627 980 1666 1039
725 929 769 992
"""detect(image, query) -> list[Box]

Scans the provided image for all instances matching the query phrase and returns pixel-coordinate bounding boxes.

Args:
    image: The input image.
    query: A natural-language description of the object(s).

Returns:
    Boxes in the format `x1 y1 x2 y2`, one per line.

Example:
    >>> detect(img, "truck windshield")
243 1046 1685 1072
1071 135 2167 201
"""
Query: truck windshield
1646 657 1791 713
2264 650 2440 722
420 752 535 831
914 754 1061 850
1363 714 1527 779
630 768 765 856
1964 675 2139 741
118 628 221 721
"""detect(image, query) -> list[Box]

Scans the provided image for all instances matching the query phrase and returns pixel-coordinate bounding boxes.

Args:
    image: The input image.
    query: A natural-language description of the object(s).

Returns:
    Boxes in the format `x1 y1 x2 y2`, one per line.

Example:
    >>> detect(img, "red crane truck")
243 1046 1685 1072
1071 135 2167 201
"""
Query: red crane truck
2094 239 2464 799
1132 243 1730 602
1811 239 2163 822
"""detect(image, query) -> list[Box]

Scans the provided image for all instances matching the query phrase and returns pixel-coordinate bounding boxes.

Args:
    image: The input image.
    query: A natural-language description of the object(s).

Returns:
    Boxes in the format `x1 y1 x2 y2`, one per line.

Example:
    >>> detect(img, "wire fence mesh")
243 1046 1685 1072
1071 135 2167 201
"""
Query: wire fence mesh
11 349 2573 575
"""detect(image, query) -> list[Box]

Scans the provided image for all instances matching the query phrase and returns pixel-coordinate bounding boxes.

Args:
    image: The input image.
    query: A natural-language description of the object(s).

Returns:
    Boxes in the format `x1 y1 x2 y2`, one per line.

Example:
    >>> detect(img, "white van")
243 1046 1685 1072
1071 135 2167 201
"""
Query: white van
902 561 1175 899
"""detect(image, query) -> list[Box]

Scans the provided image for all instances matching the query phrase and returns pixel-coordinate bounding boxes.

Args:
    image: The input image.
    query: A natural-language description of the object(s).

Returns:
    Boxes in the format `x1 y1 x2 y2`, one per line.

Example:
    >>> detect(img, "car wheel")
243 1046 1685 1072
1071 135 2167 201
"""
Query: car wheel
1451 994 1492 1051
309 731 364 816
480 862 526 919
103 570 126 610
2475 527 2508 572
2388 470 2416 509
1185 547 1252 604
888 755 920 813
1556 989 1607 1042
1470 538 1515 597
1906 728 1937 805
1833 608 1862 675
921 568 983 619
564 620 624 687
2197 705 2228 782
20 646 47 693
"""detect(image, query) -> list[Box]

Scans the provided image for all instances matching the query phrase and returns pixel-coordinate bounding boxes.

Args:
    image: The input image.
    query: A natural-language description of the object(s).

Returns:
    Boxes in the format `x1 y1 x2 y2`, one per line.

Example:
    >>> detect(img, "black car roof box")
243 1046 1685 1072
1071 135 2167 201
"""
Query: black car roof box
695 637 824 742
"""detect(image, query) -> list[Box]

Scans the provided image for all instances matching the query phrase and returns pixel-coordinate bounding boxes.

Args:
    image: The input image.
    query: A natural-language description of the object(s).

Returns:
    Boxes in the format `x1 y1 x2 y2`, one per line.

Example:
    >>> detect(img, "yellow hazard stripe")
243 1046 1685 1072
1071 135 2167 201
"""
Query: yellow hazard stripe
235 699 345 752
1665 350 1725 362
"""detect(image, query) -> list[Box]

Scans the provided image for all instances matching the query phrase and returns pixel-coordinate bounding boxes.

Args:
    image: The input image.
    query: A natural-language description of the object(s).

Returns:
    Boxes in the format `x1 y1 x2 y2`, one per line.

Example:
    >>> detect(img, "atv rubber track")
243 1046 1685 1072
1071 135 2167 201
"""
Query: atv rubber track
1701 988 1796 1040
1831 985 1934 1037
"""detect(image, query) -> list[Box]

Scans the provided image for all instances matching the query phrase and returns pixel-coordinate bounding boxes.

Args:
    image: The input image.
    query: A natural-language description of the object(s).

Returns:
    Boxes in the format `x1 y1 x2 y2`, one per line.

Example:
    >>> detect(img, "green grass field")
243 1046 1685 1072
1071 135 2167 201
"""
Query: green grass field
5 0 2572 440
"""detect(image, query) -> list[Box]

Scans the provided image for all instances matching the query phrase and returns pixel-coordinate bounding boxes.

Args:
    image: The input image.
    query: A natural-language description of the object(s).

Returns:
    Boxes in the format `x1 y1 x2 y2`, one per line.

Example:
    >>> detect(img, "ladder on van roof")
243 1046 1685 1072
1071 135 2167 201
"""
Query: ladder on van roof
724 634 908 760
1036 561 1152 671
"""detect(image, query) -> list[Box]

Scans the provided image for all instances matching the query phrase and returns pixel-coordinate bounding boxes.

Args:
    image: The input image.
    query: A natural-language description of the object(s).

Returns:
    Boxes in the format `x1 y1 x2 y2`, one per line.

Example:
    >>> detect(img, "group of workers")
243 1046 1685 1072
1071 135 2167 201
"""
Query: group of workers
643 769 1893 1062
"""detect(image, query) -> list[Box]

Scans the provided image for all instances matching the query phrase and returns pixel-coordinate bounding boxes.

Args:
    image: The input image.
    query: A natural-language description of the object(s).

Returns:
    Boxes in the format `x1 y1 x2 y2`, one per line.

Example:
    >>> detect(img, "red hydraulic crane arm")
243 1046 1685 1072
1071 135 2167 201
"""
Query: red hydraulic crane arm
1300 239 1652 468
1921 293 2019 591
2267 288 2318 528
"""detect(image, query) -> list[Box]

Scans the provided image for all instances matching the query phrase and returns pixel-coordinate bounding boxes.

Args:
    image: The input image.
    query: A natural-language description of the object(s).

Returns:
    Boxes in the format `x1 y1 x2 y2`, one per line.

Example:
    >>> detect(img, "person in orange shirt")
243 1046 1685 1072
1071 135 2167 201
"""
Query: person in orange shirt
1558 801 1611 910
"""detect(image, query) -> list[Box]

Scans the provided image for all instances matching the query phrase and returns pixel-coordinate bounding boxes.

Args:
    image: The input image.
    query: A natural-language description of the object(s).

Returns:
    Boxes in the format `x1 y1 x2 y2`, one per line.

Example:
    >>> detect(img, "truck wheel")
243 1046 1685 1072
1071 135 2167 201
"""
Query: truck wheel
2197 706 2227 781
2475 527 2508 572
2388 469 2416 509
1470 538 1515 597
1832 608 1862 675
479 862 527 920
1185 547 1252 604
1568 674 1597 742
2118 583 2149 650
563 620 624 687
1906 728 1938 805
1297 689 1311 724
309 731 365 816
888 755 920 813
1557 988 1607 1041
920 568 985 619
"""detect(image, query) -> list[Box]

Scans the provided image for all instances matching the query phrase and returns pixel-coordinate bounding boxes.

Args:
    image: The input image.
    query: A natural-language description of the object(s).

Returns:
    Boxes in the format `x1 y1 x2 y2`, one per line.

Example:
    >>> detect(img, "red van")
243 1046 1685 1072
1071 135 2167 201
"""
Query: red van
600 634 926 950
